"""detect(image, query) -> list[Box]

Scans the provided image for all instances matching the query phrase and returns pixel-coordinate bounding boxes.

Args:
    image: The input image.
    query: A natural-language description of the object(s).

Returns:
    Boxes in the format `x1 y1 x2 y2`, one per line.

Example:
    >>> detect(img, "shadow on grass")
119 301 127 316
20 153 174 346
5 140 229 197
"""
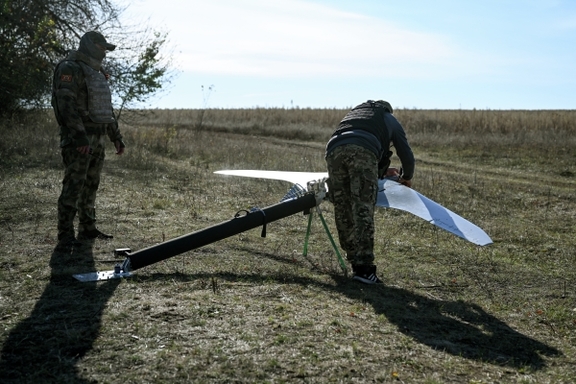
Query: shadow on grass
341 283 562 370
138 269 561 371
235 248 559 368
0 241 120 383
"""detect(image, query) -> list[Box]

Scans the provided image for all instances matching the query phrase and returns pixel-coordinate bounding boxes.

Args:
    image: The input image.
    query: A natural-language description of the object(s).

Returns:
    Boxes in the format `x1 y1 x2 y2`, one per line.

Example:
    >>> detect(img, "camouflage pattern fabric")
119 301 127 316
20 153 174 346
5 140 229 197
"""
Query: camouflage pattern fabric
52 34 123 242
57 134 106 240
52 51 123 146
326 144 378 265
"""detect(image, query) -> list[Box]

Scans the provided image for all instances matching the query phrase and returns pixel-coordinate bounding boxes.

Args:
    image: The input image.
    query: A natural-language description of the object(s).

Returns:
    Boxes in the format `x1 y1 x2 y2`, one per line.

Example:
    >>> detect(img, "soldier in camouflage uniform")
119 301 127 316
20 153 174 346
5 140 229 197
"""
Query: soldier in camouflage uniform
51 31 126 248
325 100 414 284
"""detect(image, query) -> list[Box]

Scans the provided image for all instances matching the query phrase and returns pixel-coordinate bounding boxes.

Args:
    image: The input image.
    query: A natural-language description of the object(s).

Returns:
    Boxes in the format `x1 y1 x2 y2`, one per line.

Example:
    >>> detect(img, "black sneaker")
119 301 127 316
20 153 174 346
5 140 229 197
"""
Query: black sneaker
352 264 383 284
78 229 113 240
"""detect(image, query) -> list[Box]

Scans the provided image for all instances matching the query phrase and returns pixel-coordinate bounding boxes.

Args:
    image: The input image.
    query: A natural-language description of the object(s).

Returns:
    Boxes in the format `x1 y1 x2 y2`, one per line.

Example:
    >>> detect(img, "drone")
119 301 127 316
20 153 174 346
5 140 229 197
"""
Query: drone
73 170 492 282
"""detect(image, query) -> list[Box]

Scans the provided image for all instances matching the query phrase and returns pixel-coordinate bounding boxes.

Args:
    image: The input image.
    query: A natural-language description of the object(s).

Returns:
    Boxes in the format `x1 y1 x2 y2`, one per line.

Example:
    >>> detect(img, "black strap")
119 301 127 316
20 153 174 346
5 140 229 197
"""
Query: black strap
234 208 267 237
251 207 267 237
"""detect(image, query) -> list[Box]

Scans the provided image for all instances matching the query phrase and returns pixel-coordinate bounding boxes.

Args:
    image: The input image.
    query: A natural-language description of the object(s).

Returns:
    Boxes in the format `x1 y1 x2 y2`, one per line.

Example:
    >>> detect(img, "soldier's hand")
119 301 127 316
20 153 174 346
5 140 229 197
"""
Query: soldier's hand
379 167 399 180
76 145 91 155
399 178 412 188
386 167 400 177
114 140 125 155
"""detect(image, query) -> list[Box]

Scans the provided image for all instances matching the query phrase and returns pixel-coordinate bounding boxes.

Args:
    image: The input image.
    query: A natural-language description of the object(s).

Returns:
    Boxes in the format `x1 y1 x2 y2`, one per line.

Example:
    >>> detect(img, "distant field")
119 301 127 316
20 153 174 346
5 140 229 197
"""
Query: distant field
0 108 575 383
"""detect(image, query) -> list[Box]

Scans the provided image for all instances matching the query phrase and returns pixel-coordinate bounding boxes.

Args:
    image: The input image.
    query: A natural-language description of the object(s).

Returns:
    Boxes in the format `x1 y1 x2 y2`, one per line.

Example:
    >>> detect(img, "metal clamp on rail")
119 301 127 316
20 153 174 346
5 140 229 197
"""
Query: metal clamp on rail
307 177 328 205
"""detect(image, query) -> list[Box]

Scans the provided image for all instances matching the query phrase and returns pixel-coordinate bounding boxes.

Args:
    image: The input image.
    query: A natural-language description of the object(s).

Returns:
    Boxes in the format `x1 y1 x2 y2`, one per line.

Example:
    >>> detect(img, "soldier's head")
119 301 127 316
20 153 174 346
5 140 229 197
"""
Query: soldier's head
79 31 116 61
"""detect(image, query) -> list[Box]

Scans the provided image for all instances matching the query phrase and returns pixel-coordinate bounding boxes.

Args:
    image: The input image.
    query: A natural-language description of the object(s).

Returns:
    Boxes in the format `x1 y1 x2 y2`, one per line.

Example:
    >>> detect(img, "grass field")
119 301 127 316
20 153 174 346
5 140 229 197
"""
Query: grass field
0 108 575 383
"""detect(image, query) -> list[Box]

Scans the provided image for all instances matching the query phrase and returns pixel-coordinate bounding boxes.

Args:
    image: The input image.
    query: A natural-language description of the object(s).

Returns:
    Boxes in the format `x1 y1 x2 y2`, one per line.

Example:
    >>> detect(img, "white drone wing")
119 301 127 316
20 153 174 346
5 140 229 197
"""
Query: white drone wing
377 178 493 246
215 170 328 189
215 170 492 246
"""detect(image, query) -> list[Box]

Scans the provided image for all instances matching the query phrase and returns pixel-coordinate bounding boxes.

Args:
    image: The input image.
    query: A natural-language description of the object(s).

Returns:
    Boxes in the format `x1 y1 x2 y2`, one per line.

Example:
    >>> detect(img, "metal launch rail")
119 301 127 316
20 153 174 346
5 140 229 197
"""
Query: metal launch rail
74 188 332 282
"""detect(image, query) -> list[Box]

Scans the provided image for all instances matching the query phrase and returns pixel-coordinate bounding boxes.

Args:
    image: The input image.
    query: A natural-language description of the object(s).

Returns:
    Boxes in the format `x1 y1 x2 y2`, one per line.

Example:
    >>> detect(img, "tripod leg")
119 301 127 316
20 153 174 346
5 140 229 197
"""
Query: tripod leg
302 210 314 257
315 206 348 276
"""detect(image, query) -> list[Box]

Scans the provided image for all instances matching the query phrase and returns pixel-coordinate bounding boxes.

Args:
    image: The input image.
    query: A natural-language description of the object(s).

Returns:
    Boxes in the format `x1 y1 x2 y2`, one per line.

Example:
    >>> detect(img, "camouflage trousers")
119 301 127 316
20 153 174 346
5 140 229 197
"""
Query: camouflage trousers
57 134 106 240
326 145 378 265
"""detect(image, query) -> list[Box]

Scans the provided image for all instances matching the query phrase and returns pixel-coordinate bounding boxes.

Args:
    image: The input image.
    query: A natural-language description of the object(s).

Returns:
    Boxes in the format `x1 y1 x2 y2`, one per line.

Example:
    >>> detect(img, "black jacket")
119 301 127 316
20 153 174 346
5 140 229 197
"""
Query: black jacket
326 101 415 180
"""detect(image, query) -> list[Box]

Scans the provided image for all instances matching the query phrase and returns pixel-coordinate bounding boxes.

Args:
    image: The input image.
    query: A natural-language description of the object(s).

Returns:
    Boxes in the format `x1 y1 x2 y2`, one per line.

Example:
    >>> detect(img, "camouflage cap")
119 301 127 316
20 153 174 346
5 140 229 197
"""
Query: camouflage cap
83 31 116 51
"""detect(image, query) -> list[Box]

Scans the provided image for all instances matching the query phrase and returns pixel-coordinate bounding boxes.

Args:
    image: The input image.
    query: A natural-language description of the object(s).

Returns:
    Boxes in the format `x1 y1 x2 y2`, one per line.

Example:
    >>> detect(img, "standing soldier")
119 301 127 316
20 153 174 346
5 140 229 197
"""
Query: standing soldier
325 100 415 284
51 31 126 249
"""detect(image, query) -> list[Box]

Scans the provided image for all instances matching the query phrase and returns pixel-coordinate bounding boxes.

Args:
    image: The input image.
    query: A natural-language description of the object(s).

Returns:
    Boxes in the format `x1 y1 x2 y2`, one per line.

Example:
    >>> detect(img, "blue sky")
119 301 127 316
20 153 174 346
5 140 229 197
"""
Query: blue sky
123 0 576 109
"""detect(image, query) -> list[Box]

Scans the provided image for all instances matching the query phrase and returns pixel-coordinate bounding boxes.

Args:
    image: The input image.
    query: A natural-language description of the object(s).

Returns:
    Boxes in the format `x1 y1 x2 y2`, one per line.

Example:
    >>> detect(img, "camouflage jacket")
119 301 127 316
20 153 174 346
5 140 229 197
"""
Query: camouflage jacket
52 50 123 147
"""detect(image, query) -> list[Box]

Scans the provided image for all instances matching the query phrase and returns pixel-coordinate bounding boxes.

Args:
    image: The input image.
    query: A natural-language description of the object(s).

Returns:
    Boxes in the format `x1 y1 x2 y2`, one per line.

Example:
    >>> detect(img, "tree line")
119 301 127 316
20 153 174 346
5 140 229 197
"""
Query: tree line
0 0 172 117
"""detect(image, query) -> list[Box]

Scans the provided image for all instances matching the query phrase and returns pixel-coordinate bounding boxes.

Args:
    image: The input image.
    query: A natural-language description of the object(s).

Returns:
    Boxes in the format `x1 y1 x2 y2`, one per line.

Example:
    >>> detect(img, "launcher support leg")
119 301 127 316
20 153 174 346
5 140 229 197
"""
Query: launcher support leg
302 209 314 257
314 206 348 276
301 206 348 276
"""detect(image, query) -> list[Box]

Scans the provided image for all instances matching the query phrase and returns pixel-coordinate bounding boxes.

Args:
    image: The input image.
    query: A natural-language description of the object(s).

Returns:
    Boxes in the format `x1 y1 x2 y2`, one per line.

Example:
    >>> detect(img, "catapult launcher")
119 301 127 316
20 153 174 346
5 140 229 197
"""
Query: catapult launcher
74 170 492 282
74 178 343 282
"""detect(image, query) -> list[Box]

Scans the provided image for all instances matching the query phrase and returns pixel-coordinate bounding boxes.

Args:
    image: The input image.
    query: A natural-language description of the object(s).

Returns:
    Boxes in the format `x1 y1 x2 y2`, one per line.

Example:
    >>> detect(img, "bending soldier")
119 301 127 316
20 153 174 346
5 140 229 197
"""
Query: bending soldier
325 100 415 284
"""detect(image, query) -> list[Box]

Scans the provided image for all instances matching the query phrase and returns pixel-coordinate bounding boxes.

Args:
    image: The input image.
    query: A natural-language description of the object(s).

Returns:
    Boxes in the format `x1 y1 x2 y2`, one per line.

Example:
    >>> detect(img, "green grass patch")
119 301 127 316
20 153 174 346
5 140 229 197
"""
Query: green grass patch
1 109 575 383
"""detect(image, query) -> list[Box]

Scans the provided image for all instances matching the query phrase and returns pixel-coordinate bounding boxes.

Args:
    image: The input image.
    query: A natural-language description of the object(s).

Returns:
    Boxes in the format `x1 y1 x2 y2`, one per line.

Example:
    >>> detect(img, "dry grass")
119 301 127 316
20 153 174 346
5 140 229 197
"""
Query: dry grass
0 108 575 383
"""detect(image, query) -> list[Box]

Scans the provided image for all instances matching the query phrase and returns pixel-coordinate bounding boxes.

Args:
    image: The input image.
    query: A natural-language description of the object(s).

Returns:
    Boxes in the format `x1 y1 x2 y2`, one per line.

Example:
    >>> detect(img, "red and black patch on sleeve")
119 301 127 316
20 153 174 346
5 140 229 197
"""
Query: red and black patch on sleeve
60 74 73 82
